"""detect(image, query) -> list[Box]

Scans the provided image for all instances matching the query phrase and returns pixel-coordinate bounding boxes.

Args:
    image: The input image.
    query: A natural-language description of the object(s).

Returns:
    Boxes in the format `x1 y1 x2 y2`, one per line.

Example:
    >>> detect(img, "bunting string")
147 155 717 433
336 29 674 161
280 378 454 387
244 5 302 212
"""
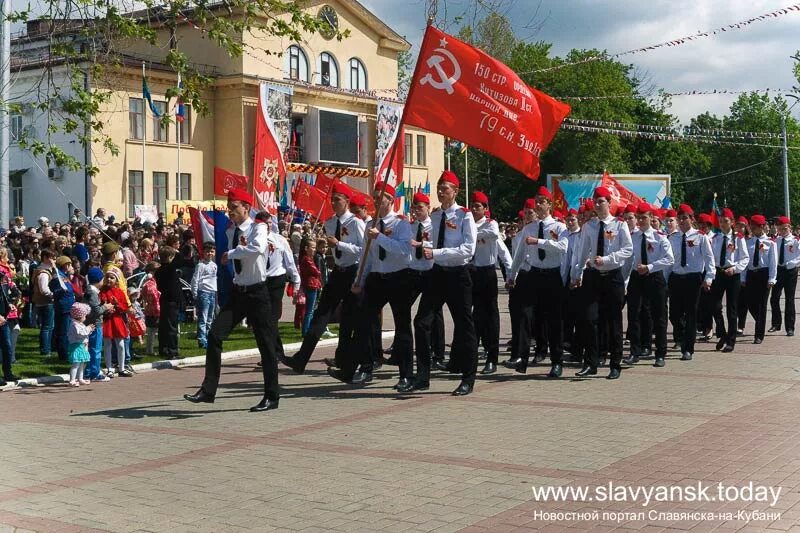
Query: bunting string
563 118 800 139
559 88 799 100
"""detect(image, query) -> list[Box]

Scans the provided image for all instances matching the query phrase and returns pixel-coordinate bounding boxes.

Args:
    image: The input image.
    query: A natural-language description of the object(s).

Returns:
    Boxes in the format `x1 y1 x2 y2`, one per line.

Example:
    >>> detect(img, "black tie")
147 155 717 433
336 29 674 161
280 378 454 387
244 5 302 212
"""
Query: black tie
681 233 687 268
537 222 545 261
436 211 446 249
779 237 785 266
641 233 648 266
266 240 271 270
753 239 760 268
378 220 386 260
415 224 423 260
334 219 342 259
232 226 242 274
596 221 605 258
720 234 728 267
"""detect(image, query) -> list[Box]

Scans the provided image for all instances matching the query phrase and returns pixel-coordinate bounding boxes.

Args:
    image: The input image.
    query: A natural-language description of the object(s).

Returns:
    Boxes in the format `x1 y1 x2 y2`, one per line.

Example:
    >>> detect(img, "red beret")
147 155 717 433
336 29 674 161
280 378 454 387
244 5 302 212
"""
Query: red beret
613 205 624 217
698 213 712 224
665 209 677 218
594 186 612 200
471 190 489 205
227 188 255 206
654 208 665 218
637 202 653 215
517 210 525 219
439 170 460 188
624 203 637 214
737 215 749 225
584 199 595 211
350 192 367 207
523 198 536 209
374 181 396 199
750 214 767 226
412 191 430 205
578 205 586 214
553 209 564 220
677 203 694 216
332 182 351 198
720 208 734 219
776 215 791 225
485 209 491 218
535 186 552 200
567 208 578 216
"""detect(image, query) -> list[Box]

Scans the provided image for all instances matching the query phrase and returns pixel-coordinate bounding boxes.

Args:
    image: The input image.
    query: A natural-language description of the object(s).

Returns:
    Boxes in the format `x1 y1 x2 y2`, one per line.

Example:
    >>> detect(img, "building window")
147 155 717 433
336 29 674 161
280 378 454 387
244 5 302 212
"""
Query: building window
177 105 191 144
403 133 413 165
153 171 167 213
152 101 167 142
128 170 143 218
318 52 339 87
285 45 309 82
10 172 23 217
349 58 367 91
176 172 191 200
416 135 427 166
129 98 144 140
10 115 23 143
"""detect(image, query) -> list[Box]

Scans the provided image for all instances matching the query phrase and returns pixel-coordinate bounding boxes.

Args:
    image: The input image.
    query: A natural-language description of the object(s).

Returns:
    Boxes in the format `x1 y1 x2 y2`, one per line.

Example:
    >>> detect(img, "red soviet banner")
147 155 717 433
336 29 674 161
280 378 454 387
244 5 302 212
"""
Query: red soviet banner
294 180 334 221
404 25 571 180
600 171 642 212
213 167 249 196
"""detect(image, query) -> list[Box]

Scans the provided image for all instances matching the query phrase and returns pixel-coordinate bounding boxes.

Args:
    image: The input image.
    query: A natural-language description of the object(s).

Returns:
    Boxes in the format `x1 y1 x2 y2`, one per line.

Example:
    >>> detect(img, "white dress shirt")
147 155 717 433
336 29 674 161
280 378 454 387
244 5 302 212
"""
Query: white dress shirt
430 203 477 267
190 260 218 296
631 228 674 275
324 210 365 268
266 232 300 290
710 231 749 274
360 211 412 283
667 228 715 283
571 215 633 282
508 216 568 281
776 234 800 269
743 235 778 284
410 217 434 272
226 217 269 286
561 229 581 285
497 238 512 271
472 217 507 268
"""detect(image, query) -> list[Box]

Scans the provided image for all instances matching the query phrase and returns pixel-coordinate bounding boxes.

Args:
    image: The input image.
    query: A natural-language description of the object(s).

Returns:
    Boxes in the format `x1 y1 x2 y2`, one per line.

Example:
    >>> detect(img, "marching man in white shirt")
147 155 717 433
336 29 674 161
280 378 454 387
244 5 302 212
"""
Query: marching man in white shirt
570 186 633 379
769 215 799 337
709 208 749 353
507 186 568 378
184 188 280 412
742 214 777 344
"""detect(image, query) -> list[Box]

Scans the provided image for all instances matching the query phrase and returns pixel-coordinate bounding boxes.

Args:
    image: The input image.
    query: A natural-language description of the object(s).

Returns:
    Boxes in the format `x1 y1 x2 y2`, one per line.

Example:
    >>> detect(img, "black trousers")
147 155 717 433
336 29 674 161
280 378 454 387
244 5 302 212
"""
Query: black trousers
414 265 477 384
627 271 668 358
158 300 180 357
358 270 413 378
771 266 797 332
737 284 748 331
409 269 445 360
293 266 359 371
668 272 703 354
697 287 715 334
711 271 741 347
562 280 583 358
514 268 563 369
579 269 625 370
267 274 286 359
470 266 500 364
745 268 770 341
508 284 522 359
201 283 278 399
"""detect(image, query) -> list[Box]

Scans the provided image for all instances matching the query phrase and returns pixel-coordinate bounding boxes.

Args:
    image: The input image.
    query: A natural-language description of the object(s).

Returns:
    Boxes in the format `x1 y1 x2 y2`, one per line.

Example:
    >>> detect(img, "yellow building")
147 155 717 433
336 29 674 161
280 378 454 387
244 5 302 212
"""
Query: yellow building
83 0 443 219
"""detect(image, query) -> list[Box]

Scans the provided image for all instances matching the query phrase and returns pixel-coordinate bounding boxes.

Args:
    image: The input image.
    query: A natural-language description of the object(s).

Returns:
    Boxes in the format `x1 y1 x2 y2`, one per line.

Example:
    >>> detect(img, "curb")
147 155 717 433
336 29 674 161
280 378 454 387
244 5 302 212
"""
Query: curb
1 331 396 390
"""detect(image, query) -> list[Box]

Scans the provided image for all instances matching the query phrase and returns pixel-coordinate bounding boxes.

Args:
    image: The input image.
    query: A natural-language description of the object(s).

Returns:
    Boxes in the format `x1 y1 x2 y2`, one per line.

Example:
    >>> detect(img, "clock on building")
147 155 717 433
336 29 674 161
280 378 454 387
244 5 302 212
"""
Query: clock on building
318 5 338 40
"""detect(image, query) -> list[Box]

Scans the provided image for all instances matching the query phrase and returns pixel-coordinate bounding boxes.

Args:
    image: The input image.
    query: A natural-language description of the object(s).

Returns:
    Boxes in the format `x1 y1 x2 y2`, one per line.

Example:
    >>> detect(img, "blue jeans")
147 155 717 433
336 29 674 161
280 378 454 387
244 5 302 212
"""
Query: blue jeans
302 289 320 336
36 304 55 355
0 323 13 378
85 326 104 378
196 290 216 347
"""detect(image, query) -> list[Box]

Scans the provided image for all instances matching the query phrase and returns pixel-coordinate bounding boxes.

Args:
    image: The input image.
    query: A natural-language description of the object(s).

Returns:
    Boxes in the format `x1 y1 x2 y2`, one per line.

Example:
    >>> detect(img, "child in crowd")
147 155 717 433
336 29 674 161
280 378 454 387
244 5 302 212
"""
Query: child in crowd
67 302 94 386
82 267 112 381
127 287 146 346
299 237 322 336
155 246 181 359
140 262 161 356
100 270 130 377
190 242 217 349
314 238 335 339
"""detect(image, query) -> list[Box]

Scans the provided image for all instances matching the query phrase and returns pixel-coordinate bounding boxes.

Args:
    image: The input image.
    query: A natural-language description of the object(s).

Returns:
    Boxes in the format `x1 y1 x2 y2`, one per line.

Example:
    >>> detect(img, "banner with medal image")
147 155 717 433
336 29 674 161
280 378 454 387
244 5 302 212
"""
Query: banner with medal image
253 82 293 214
374 100 404 187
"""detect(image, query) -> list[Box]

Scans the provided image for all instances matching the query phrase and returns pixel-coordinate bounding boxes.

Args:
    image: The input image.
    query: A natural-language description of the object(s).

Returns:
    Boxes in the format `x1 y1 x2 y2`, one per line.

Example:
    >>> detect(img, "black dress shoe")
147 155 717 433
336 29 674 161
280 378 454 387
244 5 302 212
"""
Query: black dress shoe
279 355 305 374
533 352 547 364
327 367 353 383
384 357 400 366
502 357 522 369
736 328 744 335
680 352 693 361
715 338 726 351
4 374 19 382
768 326 780 333
395 378 415 393
787 330 795 337
548 363 562 378
452 381 473 396
721 344 734 353
250 398 279 412
607 368 621 380
412 380 430 391
513 360 528 374
351 370 373 384
433 359 456 372
0 378 6 387
481 362 497 375
753 338 763 345
671 343 680 350
641 348 652 358
575 366 597 377
654 357 665 368
184 389 215 403
372 361 383 371
323 357 338 368
622 355 639 365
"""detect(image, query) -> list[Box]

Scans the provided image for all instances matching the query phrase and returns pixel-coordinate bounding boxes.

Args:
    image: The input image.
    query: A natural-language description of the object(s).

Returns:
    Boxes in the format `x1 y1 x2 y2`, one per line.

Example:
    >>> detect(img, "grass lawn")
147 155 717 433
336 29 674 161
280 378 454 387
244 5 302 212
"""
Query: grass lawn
11 322 337 379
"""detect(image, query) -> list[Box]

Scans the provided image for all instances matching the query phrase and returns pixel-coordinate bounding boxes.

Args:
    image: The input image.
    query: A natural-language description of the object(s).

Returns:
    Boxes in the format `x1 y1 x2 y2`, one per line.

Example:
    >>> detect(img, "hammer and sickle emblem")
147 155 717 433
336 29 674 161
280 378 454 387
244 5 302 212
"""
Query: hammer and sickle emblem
420 47 461 95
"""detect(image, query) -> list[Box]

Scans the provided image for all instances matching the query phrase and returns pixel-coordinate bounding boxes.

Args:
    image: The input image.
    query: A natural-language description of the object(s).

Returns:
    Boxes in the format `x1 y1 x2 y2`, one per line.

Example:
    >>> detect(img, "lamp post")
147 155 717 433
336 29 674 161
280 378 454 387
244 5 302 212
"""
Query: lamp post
783 93 799 219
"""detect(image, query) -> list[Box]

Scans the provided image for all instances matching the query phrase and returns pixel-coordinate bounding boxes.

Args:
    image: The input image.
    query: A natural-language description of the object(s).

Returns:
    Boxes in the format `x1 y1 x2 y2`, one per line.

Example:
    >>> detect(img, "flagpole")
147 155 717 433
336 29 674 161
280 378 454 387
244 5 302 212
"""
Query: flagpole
464 146 469 203
176 71 181 201
142 62 147 211
447 145 451 171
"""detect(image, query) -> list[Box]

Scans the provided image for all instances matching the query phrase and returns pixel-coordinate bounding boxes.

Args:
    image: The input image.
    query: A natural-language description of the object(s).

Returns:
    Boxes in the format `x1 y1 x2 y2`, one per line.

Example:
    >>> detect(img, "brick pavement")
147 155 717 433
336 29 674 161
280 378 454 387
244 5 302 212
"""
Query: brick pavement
1 286 799 532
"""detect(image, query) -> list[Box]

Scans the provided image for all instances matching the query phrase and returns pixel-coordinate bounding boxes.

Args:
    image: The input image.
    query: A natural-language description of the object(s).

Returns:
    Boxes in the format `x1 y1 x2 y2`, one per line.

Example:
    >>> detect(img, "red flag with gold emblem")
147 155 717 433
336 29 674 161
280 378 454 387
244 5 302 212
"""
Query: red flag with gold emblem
252 84 286 214
600 171 642 212
293 180 333 221
404 25 571 180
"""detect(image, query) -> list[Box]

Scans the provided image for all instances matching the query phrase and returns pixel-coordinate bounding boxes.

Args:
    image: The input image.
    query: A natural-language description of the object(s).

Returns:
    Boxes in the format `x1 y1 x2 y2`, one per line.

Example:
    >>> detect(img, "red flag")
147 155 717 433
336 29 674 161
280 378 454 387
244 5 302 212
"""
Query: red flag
253 84 286 215
552 178 568 212
404 26 571 180
600 171 642 212
213 167 249 196
313 173 336 195
293 180 334 221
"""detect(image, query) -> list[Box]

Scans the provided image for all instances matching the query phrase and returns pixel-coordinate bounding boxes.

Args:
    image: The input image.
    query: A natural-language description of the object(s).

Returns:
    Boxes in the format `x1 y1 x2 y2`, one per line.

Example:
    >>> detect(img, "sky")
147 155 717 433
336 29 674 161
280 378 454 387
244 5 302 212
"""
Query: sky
362 0 800 124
